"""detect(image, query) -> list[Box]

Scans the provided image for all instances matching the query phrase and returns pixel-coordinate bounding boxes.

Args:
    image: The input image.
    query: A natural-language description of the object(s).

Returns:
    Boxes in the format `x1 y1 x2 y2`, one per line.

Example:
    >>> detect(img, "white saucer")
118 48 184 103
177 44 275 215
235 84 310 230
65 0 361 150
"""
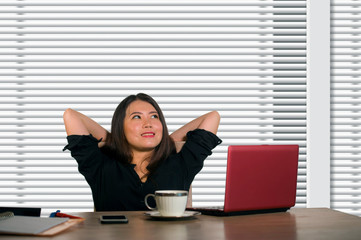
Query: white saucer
144 211 201 220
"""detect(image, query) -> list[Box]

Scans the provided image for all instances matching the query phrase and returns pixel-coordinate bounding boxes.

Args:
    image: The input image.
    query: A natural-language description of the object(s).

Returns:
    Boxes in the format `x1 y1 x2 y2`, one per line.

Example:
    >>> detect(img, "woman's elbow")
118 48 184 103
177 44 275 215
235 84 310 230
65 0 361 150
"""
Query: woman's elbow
203 111 221 134
208 111 221 125
211 111 221 121
63 108 74 121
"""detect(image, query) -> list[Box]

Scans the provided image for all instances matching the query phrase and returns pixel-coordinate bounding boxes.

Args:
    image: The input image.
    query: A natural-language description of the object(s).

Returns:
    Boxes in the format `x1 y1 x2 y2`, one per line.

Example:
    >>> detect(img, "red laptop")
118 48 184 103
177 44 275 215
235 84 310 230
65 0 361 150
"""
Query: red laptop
188 145 299 216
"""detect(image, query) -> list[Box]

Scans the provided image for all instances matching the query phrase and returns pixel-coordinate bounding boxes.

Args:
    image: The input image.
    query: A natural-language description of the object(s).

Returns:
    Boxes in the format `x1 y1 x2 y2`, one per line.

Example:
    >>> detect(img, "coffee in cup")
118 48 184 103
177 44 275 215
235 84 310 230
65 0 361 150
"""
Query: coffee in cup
144 190 188 217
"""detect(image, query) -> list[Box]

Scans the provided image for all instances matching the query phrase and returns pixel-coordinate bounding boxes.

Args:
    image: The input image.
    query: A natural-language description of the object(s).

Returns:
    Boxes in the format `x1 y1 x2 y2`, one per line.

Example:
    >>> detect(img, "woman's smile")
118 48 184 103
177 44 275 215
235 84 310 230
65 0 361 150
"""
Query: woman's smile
141 132 155 137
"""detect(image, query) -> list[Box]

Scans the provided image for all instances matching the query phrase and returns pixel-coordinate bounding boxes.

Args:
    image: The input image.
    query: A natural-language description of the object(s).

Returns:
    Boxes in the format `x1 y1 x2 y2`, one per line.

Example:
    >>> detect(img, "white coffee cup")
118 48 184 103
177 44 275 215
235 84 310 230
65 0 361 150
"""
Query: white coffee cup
144 190 188 217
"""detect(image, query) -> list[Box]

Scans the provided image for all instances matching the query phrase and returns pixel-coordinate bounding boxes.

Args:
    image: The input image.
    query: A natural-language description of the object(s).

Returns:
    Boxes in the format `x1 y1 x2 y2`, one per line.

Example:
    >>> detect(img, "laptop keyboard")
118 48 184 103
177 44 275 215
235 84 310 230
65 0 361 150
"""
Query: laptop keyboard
197 206 224 210
187 206 224 212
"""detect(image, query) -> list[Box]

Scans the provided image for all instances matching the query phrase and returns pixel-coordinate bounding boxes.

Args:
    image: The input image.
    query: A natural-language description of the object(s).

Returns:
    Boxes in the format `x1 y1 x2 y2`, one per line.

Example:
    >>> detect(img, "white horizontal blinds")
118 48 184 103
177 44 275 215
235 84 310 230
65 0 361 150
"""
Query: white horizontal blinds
272 0 307 207
331 1 361 217
0 0 307 215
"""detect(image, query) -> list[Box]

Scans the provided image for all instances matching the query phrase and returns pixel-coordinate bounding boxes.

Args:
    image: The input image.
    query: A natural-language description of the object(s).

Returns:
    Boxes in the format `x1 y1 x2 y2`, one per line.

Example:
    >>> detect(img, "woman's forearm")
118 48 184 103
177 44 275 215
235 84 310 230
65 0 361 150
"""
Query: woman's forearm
170 111 220 142
63 108 108 141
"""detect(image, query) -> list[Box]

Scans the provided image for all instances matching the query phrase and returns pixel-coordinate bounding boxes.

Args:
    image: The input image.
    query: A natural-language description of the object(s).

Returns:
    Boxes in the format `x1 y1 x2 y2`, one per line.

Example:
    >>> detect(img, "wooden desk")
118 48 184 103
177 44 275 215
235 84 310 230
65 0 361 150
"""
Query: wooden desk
1 208 360 240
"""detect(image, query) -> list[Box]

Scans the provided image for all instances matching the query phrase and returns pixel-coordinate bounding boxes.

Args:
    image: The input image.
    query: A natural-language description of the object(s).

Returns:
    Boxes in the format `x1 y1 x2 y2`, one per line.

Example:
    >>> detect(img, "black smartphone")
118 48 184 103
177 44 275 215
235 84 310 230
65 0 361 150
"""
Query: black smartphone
100 215 129 224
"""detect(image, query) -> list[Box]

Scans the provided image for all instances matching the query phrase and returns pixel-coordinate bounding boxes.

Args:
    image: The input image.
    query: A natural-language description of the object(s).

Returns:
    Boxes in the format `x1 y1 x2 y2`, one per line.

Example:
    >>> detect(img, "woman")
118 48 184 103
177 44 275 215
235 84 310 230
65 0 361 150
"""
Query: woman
63 93 221 211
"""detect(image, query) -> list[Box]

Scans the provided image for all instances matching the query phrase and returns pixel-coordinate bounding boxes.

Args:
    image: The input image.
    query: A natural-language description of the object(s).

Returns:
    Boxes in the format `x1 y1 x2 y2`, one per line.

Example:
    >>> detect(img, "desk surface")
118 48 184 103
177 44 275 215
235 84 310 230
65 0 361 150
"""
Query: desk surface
1 208 360 240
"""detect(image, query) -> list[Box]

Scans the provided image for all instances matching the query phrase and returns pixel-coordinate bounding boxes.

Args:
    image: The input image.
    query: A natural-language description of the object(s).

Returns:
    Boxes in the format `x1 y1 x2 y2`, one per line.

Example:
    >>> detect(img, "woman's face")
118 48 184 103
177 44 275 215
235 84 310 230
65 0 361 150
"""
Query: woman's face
123 100 163 153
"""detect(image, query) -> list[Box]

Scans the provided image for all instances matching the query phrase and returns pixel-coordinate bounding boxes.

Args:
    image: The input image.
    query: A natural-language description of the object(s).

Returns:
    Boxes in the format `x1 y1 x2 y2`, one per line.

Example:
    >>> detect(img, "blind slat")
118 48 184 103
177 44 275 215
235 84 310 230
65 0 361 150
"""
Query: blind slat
0 1 306 7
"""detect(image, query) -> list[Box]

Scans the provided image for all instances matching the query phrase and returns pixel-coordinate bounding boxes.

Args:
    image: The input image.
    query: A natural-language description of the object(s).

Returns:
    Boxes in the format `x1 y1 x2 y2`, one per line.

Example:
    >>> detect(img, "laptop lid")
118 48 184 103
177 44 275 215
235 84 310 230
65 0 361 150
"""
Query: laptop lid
224 145 299 213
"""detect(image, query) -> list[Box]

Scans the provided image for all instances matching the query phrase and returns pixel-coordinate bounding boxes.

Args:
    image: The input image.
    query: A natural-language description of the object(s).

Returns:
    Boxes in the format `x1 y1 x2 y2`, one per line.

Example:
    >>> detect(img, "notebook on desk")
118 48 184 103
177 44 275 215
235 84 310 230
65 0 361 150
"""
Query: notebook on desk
188 145 299 216
0 211 84 236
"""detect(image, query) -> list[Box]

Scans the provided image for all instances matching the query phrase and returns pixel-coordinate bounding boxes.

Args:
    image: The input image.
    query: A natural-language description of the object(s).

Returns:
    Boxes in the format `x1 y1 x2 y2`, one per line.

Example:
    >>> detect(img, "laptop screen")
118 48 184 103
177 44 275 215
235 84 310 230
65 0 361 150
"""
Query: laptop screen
224 145 299 212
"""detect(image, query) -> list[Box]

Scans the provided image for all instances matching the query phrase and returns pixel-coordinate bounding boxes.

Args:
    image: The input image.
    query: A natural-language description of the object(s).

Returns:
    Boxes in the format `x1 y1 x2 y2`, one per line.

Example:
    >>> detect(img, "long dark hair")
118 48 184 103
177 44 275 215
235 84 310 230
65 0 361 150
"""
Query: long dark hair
101 93 175 177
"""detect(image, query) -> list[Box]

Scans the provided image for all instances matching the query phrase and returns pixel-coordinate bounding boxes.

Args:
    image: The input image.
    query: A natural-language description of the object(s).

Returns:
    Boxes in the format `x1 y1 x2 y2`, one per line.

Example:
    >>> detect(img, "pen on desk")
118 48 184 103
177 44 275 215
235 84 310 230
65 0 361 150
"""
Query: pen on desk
49 210 84 219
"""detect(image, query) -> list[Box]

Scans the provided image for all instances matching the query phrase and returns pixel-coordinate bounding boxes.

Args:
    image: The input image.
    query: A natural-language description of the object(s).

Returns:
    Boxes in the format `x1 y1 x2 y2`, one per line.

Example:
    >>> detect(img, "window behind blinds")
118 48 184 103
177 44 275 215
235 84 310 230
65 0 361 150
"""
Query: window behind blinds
0 0 307 216
331 0 361 217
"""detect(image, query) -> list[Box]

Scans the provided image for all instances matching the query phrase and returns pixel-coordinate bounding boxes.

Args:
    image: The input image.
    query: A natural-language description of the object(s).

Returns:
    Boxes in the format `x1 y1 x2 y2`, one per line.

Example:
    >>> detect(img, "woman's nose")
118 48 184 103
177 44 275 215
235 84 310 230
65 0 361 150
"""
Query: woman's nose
143 118 152 128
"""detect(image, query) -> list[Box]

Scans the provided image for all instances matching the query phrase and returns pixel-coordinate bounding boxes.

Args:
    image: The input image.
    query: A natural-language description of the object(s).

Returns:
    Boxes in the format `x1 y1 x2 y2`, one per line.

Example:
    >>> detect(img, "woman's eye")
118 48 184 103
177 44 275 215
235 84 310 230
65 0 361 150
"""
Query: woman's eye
132 115 141 119
151 114 159 119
